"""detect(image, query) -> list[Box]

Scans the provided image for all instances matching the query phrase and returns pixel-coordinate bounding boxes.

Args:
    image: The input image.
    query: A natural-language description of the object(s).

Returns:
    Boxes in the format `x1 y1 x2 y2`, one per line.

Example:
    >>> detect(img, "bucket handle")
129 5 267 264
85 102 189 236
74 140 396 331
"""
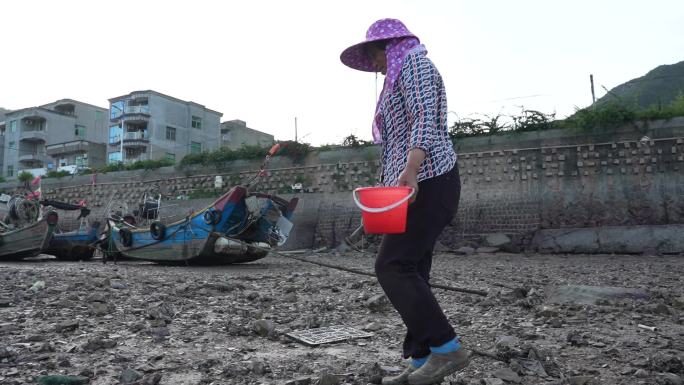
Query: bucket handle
352 188 415 214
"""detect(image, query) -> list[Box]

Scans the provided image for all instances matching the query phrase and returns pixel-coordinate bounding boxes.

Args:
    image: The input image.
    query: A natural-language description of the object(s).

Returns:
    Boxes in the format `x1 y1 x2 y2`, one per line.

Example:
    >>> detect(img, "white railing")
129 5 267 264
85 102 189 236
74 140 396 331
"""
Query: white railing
124 105 150 114
124 131 148 140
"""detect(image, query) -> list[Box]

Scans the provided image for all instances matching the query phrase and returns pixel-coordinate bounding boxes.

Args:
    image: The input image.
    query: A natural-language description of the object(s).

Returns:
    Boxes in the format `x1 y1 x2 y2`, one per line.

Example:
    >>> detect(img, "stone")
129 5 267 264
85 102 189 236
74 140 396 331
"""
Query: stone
285 377 313 385
55 320 79 332
365 294 390 312
120 368 143 384
141 372 162 385
30 280 46 292
634 369 649 378
482 379 505 385
110 280 127 289
567 376 594 385
36 375 89 385
476 247 499 254
317 373 341 385
251 319 276 337
455 246 475 255
492 367 521 383
546 285 650 305
0 298 11 307
656 373 682 385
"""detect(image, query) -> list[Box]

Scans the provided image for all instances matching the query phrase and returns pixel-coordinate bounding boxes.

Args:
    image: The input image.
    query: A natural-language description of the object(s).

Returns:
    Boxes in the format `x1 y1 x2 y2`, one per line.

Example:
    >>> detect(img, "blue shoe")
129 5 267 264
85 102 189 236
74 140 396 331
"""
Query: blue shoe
407 348 470 385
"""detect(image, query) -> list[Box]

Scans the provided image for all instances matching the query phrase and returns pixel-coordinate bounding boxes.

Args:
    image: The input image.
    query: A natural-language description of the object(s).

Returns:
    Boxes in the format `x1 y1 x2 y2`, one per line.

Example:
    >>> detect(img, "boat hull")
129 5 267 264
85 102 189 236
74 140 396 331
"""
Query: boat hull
0 218 52 260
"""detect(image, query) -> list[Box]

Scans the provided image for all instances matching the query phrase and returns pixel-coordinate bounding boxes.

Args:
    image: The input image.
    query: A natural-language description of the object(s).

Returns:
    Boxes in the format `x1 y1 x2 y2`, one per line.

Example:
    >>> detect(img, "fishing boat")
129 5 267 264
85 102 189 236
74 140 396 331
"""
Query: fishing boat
102 144 299 264
40 200 101 261
0 195 58 260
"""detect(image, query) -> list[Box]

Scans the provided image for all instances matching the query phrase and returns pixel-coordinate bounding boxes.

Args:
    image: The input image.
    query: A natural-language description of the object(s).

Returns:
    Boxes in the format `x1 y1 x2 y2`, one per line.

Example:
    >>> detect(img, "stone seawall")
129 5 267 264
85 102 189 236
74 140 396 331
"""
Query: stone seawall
2 120 683 251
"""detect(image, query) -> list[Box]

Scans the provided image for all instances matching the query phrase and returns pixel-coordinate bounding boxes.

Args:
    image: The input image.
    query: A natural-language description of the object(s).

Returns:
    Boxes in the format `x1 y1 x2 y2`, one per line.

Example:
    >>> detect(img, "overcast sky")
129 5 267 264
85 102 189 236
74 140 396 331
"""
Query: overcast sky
1 0 682 146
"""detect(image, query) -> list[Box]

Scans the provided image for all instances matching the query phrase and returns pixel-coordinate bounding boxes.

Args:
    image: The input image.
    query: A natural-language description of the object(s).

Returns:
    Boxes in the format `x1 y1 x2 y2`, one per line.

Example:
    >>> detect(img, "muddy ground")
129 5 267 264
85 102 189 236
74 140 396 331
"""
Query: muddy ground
0 252 682 385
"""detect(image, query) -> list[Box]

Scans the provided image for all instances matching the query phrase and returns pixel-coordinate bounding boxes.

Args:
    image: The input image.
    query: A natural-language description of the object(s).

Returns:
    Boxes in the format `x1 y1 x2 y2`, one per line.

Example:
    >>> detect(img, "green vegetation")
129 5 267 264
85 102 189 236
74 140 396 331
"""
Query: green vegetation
594 60 684 110
97 159 175 173
44 170 72 179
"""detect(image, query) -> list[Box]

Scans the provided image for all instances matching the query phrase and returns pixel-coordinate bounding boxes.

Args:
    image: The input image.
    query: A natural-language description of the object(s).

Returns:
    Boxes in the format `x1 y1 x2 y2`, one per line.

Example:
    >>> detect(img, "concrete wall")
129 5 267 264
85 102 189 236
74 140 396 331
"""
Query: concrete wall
220 120 275 150
2 119 682 250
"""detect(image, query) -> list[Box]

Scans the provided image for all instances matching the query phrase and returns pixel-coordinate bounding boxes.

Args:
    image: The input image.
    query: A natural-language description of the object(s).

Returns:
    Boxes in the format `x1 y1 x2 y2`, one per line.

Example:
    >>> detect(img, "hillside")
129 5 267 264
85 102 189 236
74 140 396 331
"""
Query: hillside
595 60 684 109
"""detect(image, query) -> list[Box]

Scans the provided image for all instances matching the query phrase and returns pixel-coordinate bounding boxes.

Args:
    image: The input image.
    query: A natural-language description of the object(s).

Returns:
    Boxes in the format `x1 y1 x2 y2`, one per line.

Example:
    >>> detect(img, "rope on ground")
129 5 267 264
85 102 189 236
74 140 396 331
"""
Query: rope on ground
272 250 488 297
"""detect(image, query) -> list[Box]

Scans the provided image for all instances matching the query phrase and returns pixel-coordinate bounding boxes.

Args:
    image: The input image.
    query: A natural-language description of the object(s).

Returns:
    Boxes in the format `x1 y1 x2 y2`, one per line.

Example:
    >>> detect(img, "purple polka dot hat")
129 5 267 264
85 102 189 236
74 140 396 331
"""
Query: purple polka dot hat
340 18 418 72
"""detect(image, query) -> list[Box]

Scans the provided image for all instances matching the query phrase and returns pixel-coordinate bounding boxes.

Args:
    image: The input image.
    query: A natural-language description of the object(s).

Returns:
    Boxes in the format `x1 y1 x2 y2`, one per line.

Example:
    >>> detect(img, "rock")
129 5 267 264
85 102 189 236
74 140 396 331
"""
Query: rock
455 246 475 255
634 369 649 378
55 320 79 333
110 280 127 289
494 335 520 348
492 367 521 383
150 327 170 342
120 367 143 384
141 372 162 385
283 292 298 302
82 338 117 352
89 302 112 316
649 353 683 373
285 377 313 385
485 233 512 247
86 293 106 303
481 379 505 385
547 285 650 305
566 376 594 385
36 375 89 385
362 321 383 332
656 373 683 385
476 247 500 254
365 294 390 312
316 373 340 385
0 298 11 307
251 319 276 337
30 280 46 292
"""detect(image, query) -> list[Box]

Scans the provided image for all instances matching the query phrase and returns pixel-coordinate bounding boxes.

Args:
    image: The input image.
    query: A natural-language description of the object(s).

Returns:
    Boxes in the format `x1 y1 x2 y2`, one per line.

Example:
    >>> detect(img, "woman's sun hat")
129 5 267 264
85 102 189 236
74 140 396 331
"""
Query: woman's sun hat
340 18 418 72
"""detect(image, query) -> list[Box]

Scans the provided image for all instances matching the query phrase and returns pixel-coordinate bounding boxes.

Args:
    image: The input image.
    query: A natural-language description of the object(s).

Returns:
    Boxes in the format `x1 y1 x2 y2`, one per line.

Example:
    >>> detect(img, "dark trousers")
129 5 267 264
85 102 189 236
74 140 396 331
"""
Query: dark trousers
375 164 461 359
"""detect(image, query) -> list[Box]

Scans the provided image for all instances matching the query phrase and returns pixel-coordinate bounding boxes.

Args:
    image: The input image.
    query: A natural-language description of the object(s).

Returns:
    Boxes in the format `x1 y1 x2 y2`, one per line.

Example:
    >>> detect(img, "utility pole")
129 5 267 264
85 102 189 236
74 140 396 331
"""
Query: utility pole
590 74 596 108
294 117 298 143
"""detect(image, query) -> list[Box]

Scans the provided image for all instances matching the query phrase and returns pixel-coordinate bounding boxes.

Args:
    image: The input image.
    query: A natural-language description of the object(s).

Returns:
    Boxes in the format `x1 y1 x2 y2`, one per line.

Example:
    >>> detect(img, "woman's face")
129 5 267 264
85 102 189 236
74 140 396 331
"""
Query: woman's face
367 45 387 75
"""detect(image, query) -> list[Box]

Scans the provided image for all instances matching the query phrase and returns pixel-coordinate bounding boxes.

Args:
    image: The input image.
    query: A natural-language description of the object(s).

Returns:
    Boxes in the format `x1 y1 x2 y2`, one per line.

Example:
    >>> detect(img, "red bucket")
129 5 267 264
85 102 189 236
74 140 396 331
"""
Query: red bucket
353 186 414 234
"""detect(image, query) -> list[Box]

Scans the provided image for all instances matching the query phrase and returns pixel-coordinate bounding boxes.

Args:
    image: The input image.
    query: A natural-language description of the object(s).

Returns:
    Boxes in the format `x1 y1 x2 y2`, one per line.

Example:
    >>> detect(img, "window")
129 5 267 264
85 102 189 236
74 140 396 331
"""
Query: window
165 126 176 141
8 141 15 150
95 110 103 122
110 101 124 119
165 153 176 162
191 116 202 129
9 120 17 133
108 151 122 164
190 141 201 154
75 125 86 138
109 124 122 143
6 165 14 177
76 155 88 167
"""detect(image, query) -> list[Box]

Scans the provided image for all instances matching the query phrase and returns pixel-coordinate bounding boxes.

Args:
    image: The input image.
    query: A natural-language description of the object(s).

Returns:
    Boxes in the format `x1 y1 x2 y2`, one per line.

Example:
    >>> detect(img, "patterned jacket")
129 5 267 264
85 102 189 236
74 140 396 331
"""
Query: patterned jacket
378 50 457 186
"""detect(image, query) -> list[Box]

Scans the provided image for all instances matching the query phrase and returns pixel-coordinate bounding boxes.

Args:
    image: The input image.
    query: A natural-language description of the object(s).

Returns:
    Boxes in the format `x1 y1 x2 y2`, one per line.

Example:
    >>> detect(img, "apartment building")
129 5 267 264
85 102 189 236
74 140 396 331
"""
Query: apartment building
2 100 108 178
220 119 275 150
108 90 222 164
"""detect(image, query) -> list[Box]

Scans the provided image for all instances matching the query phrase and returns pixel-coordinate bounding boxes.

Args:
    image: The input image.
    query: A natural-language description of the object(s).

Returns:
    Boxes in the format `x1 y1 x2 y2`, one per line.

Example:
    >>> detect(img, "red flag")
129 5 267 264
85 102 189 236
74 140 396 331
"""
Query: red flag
78 199 87 207
31 175 41 186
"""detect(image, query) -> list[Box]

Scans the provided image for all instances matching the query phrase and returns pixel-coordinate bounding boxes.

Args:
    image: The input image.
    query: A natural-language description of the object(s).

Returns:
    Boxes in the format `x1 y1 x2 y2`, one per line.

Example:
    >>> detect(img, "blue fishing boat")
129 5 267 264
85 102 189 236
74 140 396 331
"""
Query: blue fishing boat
102 144 298 264
40 200 101 261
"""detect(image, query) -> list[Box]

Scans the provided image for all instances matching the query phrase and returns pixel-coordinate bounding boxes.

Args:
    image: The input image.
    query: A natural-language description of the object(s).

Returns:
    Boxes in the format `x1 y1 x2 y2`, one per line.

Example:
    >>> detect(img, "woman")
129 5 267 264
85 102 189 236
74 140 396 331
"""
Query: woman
340 19 469 385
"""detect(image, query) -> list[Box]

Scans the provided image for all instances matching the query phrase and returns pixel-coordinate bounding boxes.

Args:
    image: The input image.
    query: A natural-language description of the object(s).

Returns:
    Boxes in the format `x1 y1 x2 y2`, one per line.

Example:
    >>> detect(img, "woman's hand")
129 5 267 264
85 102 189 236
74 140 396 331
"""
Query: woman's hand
399 148 426 203
397 167 419 203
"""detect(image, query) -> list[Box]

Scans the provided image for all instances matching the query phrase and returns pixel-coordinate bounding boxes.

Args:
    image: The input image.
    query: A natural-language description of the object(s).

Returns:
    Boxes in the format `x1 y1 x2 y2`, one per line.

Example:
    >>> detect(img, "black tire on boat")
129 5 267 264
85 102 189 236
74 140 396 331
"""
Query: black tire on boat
119 228 133 247
203 209 221 225
123 214 136 226
150 221 166 240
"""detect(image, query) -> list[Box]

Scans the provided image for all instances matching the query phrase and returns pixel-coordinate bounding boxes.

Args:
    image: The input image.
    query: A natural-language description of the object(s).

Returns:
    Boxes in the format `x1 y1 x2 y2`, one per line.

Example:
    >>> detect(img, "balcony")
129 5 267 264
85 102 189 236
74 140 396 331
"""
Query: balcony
111 105 150 122
109 131 149 148
20 129 47 142
123 155 149 164
19 153 44 164
46 140 90 156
